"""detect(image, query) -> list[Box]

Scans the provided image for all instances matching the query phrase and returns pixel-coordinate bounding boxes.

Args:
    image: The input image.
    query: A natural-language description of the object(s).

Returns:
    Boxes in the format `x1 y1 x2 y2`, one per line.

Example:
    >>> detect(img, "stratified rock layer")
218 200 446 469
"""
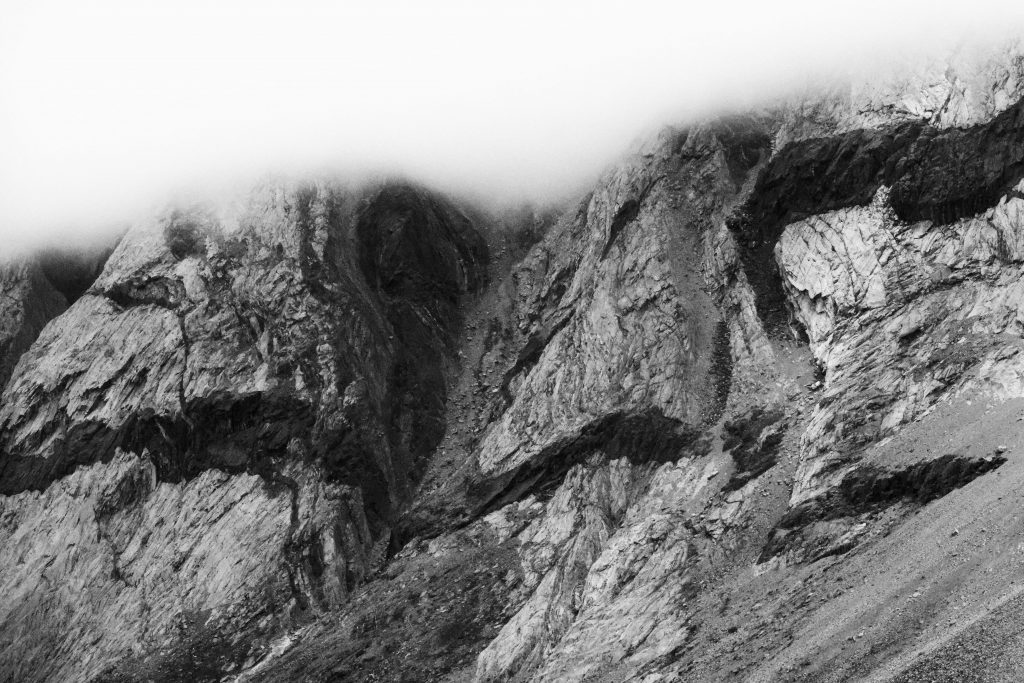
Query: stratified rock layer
3 40 1024 683
0 180 487 681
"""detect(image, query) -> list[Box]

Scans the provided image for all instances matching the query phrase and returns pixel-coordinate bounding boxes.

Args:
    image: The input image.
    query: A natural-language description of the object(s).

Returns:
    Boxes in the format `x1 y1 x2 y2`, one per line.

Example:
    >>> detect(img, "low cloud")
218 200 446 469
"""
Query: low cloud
1 0 1023 254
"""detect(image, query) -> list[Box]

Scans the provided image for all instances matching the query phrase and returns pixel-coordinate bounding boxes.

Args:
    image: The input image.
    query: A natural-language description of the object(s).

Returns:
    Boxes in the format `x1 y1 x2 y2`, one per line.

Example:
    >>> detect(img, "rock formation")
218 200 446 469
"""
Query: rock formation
3 40 1024 683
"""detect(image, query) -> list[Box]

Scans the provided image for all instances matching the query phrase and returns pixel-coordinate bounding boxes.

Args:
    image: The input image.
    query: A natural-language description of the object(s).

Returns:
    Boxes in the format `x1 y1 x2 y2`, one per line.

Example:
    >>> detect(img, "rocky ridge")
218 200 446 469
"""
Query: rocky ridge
2 41 1024 683
0 180 488 680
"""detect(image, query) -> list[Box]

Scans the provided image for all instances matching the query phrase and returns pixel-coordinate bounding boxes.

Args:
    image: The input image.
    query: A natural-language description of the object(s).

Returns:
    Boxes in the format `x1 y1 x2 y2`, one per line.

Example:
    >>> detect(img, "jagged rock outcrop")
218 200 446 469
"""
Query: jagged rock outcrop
777 182 1024 514
0 241 116 392
0 451 354 681
249 114 810 683
0 180 487 680
774 41 1024 145
4 39 1024 683
0 261 68 390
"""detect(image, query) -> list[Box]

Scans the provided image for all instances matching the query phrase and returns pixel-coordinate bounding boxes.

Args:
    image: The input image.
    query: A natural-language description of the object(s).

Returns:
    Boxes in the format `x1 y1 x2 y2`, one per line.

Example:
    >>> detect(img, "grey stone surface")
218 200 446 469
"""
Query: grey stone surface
3 40 1024 683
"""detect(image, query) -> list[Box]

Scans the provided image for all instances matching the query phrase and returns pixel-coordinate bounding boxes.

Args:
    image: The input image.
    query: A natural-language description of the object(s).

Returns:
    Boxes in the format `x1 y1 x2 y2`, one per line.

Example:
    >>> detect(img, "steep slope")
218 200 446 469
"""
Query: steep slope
246 42 1024 683
3 40 1024 683
0 242 114 390
0 261 68 390
0 180 487 681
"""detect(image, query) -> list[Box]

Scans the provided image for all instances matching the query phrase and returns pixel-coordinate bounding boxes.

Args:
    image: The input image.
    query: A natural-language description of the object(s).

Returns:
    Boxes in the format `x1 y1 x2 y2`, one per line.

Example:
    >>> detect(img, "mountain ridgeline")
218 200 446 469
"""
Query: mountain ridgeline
2 43 1024 683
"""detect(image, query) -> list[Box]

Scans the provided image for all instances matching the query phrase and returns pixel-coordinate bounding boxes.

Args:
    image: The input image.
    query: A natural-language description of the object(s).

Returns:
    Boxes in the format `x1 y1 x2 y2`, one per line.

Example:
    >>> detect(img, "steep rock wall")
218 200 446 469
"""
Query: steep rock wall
0 180 487 680
3 41 1024 683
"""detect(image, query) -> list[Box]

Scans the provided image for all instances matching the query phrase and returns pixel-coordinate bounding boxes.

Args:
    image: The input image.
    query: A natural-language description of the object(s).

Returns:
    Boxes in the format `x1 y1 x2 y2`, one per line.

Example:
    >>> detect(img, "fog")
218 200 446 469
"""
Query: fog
2 0 1023 255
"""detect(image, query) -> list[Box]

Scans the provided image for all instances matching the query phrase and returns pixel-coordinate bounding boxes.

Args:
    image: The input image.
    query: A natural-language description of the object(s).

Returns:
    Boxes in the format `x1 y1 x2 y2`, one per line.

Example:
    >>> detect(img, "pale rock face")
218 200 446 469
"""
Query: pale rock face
778 181 1024 509
476 127 737 478
0 450 364 681
475 460 635 680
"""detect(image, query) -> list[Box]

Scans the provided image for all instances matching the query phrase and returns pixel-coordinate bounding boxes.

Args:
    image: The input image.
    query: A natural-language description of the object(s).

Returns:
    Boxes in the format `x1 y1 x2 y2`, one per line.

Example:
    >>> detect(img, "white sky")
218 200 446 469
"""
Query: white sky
1 0 1024 253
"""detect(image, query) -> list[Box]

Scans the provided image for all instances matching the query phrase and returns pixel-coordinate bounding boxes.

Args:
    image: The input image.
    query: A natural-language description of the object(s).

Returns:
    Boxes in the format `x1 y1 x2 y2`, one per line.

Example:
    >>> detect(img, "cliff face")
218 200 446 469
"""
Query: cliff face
0 181 487 681
0 262 68 390
2 42 1024 683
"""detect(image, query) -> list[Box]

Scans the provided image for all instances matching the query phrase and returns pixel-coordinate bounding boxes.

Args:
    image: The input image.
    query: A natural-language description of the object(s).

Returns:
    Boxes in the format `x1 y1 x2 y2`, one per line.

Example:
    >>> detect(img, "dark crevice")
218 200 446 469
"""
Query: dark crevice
394 410 705 548
253 467 312 612
467 409 704 519
164 208 212 261
36 241 117 305
722 406 786 492
2 182 488 536
0 384 323 495
759 452 1007 561
354 183 491 516
706 319 734 426
731 95 1024 335
0 243 118 390
711 116 773 188
806 452 1006 523
103 276 187 311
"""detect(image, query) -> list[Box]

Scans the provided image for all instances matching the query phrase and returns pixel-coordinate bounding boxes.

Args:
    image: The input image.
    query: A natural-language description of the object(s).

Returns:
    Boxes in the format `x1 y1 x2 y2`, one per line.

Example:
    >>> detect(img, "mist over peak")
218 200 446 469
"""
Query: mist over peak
2 0 1023 256
6 4 1024 680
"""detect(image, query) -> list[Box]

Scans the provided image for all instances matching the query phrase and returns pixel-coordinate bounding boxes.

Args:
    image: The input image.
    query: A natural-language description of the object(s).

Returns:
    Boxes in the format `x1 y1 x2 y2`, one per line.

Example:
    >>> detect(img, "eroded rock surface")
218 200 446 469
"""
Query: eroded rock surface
0 180 487 680
0 261 68 390
4 40 1024 683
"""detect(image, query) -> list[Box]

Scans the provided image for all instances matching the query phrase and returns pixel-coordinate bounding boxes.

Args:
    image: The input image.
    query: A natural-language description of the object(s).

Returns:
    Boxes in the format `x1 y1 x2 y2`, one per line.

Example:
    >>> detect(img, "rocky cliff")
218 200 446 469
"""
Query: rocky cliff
3 42 1024 683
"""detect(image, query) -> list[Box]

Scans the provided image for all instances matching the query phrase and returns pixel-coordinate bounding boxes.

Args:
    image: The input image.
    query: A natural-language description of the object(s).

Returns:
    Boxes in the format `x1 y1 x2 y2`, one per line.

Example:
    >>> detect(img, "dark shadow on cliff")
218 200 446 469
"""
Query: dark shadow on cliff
731 95 1024 334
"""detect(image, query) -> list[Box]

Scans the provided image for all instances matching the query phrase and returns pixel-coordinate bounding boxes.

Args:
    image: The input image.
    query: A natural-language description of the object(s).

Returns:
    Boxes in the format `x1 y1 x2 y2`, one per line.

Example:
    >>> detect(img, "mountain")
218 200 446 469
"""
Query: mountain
2 41 1024 683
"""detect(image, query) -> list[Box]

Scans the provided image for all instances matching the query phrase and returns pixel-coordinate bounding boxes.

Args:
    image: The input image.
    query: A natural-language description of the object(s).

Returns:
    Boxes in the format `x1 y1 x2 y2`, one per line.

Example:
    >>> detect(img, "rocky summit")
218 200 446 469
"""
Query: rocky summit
3 42 1024 683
